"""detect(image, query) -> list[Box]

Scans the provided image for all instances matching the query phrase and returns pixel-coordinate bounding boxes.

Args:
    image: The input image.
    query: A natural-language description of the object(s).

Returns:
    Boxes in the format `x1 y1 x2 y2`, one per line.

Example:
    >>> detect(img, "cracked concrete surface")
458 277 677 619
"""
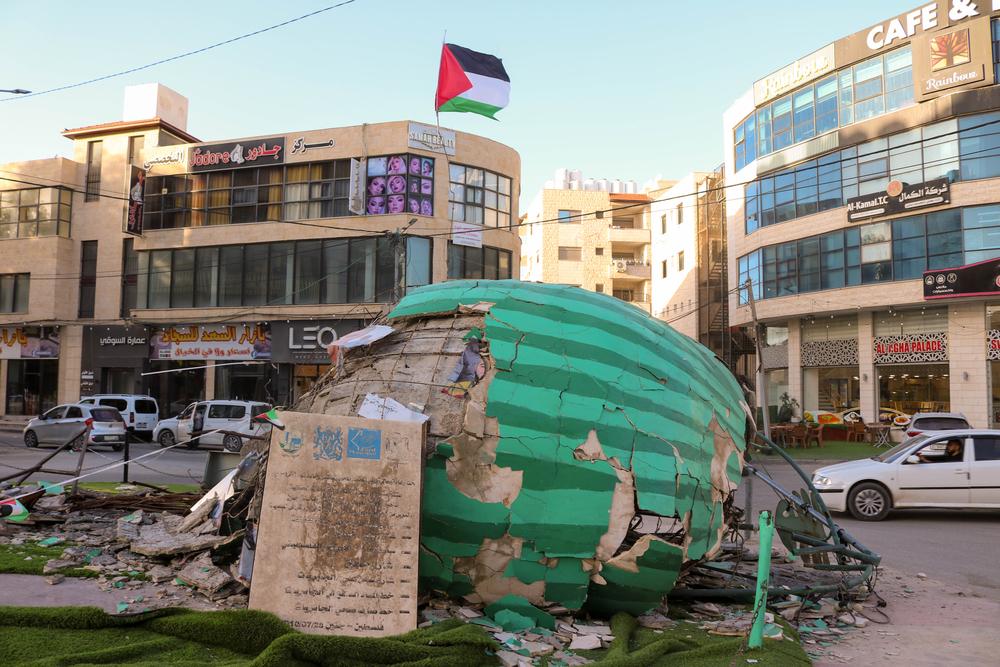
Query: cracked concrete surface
297 280 749 615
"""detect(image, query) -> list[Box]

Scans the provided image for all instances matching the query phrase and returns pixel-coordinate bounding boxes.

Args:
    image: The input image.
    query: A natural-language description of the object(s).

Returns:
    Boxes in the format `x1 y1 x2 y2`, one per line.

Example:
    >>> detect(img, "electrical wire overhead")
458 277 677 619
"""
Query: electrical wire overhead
0 0 360 102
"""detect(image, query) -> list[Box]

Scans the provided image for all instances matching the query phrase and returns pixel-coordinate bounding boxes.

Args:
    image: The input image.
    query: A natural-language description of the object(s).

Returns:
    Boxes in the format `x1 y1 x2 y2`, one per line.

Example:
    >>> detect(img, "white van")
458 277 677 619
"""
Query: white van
177 400 271 452
79 394 159 438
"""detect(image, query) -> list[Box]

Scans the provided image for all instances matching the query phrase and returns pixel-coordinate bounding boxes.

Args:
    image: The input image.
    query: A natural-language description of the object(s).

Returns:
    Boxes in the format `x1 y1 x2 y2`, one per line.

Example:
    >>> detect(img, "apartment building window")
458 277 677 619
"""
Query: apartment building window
613 289 635 302
676 204 683 225
449 164 511 227
661 260 668 278
595 283 604 293
0 274 29 313
595 247 604 255
0 187 72 238
447 242 513 279
137 236 425 309
660 214 667 234
85 141 102 202
143 160 353 229
78 241 98 318
558 209 580 224
994 19 1000 81
120 238 139 317
127 135 145 165
558 246 582 261
677 250 685 271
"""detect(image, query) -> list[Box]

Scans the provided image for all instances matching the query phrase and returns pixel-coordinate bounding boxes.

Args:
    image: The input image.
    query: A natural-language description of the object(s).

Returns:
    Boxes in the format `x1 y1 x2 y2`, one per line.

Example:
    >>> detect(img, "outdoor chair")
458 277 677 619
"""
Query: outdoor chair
787 423 808 448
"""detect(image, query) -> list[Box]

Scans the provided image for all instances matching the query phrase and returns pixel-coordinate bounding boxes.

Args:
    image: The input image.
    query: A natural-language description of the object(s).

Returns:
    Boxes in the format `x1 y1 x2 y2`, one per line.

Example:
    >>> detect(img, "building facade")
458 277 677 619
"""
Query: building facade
520 169 654 312
725 2 1000 427
0 85 520 418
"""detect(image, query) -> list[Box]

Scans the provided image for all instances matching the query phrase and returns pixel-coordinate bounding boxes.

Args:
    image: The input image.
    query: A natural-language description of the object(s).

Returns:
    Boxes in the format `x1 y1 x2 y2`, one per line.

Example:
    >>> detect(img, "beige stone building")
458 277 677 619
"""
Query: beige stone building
0 85 519 419
725 2 1000 428
520 169 652 312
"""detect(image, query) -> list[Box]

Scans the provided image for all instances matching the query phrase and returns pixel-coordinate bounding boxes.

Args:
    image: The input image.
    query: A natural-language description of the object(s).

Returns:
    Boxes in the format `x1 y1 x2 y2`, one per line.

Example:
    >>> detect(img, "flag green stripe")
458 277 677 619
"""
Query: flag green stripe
437 96 503 119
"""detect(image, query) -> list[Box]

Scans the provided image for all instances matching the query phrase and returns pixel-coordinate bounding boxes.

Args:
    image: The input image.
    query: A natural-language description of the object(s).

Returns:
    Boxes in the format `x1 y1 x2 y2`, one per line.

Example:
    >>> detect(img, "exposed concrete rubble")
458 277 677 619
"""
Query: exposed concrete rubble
295 280 753 616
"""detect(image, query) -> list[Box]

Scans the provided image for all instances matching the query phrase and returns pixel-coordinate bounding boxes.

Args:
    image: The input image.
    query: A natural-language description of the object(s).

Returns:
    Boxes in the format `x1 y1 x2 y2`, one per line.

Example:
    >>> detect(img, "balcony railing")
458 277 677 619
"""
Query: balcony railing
611 259 650 279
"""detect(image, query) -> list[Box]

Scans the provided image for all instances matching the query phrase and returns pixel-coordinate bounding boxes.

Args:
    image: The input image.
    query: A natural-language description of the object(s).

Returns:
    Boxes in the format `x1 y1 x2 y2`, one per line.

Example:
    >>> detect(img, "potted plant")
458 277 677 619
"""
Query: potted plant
776 393 800 424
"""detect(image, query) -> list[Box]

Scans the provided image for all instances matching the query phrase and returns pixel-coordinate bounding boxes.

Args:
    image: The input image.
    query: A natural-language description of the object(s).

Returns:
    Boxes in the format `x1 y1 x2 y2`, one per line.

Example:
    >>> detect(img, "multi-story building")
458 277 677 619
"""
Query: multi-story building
651 169 752 371
0 84 520 418
726 2 1000 427
521 169 654 312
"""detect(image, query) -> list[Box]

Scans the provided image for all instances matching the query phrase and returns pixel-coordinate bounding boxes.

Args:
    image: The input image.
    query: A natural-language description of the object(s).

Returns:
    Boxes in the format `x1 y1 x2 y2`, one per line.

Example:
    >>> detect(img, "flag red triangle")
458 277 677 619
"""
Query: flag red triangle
435 44 473 110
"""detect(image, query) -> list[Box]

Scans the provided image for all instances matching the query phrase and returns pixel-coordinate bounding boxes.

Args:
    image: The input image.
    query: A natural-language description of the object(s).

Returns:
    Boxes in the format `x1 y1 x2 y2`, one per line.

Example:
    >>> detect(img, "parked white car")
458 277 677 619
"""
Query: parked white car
813 429 1000 520
153 402 196 448
177 400 271 452
78 395 159 438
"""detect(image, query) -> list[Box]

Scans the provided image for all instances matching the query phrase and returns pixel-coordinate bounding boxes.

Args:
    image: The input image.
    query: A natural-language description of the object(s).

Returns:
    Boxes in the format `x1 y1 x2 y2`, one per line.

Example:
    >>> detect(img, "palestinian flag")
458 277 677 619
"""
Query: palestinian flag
254 408 285 430
435 43 510 119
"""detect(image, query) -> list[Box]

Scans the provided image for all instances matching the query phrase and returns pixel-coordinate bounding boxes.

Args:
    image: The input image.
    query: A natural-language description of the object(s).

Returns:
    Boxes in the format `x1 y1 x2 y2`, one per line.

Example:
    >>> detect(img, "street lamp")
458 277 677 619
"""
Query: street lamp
0 89 31 94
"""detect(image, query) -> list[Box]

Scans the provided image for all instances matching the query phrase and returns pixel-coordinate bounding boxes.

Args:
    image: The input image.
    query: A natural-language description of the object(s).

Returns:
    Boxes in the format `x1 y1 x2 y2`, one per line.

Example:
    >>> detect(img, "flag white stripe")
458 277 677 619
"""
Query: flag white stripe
462 72 510 108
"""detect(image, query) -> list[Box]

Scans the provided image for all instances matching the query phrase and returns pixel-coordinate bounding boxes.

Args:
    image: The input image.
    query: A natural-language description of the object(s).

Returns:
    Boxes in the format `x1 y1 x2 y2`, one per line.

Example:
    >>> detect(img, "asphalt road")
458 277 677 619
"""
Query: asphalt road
750 457 1000 598
3 428 998 597
0 429 210 487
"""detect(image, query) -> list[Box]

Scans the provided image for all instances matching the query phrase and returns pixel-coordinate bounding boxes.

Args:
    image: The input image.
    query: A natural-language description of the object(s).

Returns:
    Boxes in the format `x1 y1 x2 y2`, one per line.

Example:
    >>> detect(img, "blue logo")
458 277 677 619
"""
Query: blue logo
313 426 343 461
278 430 303 455
347 428 382 460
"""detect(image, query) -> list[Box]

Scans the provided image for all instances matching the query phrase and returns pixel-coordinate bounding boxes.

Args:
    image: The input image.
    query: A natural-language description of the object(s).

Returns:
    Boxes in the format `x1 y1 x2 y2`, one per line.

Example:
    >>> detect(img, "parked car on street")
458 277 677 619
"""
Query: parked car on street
78 395 159 438
152 402 196 448
812 429 1000 520
904 412 970 438
177 400 271 452
23 404 127 451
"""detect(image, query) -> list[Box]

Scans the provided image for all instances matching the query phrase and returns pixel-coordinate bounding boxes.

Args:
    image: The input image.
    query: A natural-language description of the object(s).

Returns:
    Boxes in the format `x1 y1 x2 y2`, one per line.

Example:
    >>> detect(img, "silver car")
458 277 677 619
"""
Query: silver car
23 403 127 451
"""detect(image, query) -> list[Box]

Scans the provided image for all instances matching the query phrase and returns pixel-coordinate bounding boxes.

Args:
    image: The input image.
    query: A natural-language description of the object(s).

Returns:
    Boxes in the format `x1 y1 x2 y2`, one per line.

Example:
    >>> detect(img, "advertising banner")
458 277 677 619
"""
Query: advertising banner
149 324 271 361
846 177 951 222
125 166 146 236
0 327 60 360
271 319 364 364
924 256 1000 299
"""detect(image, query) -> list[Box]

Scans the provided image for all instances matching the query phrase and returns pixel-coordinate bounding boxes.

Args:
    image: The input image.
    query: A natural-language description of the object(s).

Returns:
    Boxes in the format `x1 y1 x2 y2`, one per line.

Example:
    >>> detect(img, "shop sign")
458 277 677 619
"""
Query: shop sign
407 121 456 156
846 177 950 222
865 3 941 50
348 158 365 215
0 327 60 360
873 332 948 363
142 147 187 172
923 256 1000 299
190 137 284 172
149 324 271 361
271 320 364 364
85 325 149 364
987 329 1000 360
753 44 836 106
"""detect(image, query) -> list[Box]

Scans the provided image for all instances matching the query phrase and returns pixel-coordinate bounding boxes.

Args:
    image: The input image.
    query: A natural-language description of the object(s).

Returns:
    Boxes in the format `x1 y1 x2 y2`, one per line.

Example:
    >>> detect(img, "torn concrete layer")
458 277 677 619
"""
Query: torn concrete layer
296 280 748 616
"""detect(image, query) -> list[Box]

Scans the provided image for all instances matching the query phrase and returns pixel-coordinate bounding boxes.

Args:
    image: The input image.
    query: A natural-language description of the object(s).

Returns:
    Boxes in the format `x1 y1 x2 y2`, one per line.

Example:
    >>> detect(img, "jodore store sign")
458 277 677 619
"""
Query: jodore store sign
846 178 950 222
190 138 285 172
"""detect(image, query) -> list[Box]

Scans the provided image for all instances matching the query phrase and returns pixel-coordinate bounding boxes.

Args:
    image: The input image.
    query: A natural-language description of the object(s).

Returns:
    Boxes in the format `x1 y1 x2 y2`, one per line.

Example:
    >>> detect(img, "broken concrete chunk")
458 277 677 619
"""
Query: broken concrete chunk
568 634 602 650
177 553 233 598
130 514 235 557
147 565 175 583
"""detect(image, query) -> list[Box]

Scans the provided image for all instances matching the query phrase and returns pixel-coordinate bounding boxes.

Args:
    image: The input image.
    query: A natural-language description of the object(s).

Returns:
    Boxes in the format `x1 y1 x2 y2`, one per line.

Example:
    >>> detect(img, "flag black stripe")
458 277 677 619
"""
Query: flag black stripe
446 44 510 82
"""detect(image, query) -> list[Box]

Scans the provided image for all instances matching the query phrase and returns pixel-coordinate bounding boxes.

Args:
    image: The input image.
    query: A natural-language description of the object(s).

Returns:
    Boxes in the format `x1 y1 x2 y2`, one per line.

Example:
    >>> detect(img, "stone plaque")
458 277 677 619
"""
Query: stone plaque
249 411 424 636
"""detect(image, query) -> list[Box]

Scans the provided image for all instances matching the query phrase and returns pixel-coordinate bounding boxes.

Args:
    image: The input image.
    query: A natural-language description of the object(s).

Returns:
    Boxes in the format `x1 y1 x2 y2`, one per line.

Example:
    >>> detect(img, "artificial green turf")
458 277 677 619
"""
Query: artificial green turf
0 542 98 578
74 482 202 494
0 607 811 666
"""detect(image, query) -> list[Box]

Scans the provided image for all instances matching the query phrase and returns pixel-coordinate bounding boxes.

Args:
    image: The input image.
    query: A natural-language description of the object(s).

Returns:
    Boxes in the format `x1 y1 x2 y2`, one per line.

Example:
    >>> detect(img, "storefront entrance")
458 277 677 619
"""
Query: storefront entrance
5 359 58 416
144 361 206 418
877 364 950 418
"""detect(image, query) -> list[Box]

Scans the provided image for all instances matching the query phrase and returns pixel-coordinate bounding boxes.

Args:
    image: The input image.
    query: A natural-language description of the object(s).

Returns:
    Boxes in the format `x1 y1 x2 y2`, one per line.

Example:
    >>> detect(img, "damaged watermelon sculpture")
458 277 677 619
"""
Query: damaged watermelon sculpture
296 280 749 616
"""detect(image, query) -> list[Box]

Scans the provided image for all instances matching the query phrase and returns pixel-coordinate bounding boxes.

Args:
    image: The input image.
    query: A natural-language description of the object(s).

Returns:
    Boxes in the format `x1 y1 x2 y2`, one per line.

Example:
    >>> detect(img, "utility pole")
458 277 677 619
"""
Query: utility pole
389 218 418 304
744 277 769 539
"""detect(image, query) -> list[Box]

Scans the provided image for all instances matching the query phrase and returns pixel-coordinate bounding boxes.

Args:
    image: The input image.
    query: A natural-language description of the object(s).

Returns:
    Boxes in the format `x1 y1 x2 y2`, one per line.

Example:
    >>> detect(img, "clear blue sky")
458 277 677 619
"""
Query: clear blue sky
1 0 919 203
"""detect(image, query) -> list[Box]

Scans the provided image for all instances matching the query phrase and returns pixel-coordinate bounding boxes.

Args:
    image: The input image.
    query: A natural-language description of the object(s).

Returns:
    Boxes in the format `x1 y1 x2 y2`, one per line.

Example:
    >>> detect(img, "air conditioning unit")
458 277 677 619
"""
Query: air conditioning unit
615 261 627 272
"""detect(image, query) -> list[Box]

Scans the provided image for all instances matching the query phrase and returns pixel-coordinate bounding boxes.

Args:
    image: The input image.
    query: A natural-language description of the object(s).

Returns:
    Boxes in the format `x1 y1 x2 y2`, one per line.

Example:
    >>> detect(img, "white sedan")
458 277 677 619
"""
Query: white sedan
812 429 1000 520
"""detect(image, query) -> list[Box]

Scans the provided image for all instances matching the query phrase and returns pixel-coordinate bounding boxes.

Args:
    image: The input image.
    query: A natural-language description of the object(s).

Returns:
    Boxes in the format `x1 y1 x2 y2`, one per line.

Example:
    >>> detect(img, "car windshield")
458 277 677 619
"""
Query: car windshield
873 435 928 462
91 408 124 422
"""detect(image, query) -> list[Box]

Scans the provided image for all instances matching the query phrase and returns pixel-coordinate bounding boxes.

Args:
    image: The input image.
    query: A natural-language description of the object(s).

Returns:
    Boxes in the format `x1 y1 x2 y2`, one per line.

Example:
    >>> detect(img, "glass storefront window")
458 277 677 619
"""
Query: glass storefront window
143 361 205 418
5 359 58 416
764 368 789 408
803 366 860 418
878 364 950 419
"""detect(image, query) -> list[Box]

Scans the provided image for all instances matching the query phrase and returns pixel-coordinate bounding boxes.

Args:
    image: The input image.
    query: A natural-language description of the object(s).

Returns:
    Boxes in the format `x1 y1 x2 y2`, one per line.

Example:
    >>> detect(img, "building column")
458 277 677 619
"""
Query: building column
787 318 802 413
204 360 216 400
857 312 877 423
949 302 989 428
0 359 7 416
58 325 83 405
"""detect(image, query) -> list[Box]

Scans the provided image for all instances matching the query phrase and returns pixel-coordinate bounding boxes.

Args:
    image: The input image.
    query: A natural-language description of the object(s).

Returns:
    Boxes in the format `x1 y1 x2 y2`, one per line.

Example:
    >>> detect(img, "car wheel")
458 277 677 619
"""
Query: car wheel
848 482 892 521
223 434 243 453
158 430 176 448
24 430 38 448
111 442 124 452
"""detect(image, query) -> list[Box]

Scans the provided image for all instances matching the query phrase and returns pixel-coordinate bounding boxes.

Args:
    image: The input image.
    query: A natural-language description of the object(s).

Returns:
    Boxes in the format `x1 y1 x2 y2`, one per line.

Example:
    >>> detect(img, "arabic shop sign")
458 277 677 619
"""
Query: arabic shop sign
873 332 948 364
190 138 284 172
149 324 271 360
142 147 187 172
846 177 951 222
924 256 1000 299
0 327 60 360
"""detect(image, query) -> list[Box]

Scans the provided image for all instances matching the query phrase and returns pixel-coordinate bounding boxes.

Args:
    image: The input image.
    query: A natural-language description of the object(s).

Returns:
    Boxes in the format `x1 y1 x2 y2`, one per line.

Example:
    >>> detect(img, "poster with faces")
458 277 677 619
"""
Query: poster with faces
366 154 433 217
